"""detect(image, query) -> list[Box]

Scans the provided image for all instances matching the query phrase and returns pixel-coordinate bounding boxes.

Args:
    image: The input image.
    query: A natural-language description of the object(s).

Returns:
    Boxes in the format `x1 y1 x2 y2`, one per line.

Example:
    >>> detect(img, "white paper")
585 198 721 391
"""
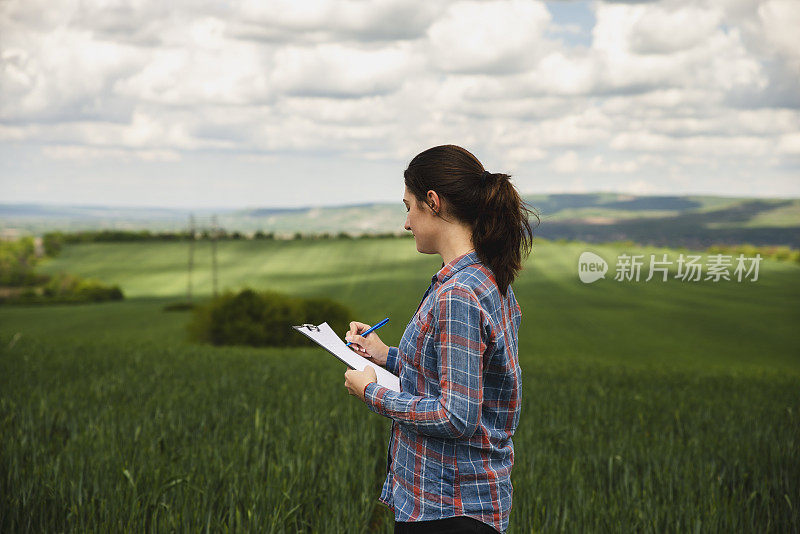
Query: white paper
293 322 401 393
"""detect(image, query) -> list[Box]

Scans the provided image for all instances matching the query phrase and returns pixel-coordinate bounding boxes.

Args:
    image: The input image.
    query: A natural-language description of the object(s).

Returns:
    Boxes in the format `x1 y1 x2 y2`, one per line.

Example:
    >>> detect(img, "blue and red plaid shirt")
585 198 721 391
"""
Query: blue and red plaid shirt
363 250 523 533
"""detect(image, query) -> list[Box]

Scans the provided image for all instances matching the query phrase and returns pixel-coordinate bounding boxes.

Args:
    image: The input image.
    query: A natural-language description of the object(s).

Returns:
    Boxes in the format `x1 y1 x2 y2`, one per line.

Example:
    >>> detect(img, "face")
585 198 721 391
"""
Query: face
403 186 439 254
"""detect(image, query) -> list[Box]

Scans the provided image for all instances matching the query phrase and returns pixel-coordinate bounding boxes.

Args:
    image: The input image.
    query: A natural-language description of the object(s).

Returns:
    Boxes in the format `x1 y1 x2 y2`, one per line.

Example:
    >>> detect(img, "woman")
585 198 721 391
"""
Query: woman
344 145 536 534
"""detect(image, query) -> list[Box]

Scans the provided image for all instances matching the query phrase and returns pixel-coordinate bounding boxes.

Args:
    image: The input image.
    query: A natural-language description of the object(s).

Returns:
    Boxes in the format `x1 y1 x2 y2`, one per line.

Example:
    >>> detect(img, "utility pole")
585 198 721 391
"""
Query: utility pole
211 214 219 298
187 213 195 304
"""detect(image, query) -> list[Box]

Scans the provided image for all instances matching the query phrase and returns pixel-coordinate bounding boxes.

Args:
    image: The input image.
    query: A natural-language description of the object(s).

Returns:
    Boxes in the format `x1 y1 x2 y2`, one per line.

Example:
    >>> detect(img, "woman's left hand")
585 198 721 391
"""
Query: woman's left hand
344 366 377 401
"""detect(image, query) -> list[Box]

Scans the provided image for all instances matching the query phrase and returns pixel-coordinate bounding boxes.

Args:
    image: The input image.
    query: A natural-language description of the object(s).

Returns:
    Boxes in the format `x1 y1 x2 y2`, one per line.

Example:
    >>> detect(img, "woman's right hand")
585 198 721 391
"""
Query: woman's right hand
345 321 389 368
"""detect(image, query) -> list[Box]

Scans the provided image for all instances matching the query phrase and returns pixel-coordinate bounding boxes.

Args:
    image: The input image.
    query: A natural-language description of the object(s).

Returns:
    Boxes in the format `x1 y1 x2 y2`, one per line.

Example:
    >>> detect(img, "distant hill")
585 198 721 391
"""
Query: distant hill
523 194 800 249
2 194 799 248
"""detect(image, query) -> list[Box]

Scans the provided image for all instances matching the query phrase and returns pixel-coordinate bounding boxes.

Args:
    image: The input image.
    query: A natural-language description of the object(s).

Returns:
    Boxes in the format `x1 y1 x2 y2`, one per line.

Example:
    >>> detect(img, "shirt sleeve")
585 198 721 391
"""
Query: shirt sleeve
385 346 400 376
363 286 486 439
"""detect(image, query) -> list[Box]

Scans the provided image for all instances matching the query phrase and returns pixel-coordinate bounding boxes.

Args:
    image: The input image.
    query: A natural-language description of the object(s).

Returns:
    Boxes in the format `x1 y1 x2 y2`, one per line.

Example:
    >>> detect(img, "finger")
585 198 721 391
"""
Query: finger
355 322 372 335
350 334 366 346
349 321 368 336
349 336 371 356
345 337 364 353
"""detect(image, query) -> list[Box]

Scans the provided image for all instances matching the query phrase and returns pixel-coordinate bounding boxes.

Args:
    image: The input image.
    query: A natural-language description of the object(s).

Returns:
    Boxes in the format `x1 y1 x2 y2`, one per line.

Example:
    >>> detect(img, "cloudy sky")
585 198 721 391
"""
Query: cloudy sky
1 0 799 209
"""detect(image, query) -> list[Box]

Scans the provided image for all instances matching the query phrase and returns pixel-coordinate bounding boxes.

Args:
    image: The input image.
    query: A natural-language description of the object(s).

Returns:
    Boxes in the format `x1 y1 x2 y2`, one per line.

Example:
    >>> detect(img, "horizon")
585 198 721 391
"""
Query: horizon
2 190 799 213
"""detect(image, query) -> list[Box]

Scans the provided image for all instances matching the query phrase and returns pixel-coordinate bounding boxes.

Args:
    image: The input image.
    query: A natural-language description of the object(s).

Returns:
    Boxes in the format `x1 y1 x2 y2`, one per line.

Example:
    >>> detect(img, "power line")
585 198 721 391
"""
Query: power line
187 213 195 304
211 214 219 298
185 213 222 302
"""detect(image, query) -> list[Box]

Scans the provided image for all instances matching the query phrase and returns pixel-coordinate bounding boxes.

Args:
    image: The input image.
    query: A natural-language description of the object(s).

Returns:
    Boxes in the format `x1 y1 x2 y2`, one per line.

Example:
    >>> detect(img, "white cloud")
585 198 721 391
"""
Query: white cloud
114 33 273 106
621 179 657 195
757 1 800 62
271 42 415 98
1 27 143 122
550 150 580 173
776 133 800 155
427 0 552 74
609 131 772 157
591 2 765 95
548 151 641 176
627 4 722 55
0 0 799 207
42 144 181 162
232 0 442 42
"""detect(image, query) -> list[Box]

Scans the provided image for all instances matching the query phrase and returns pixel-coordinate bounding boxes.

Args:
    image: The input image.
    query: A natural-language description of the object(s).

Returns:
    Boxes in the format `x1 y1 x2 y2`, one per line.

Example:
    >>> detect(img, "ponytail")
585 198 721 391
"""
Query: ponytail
472 172 534 295
404 145 539 296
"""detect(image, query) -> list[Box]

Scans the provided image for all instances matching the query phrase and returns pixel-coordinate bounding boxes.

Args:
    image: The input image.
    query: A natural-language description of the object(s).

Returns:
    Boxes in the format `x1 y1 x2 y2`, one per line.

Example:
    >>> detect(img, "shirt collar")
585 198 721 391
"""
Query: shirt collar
433 250 480 284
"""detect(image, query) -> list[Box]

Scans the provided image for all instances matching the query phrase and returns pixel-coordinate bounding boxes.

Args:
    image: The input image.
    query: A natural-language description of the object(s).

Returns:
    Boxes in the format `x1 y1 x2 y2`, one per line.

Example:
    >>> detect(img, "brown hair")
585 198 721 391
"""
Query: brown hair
404 144 539 296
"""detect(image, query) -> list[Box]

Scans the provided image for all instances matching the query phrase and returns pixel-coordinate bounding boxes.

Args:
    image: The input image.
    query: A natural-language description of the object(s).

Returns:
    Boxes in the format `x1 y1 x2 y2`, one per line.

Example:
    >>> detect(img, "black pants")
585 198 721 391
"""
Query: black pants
394 515 499 534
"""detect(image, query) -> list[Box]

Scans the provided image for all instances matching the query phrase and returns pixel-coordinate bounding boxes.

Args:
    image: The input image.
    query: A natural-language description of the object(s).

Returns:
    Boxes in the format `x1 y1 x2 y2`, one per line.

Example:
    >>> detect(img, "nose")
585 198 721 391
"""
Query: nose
404 215 411 232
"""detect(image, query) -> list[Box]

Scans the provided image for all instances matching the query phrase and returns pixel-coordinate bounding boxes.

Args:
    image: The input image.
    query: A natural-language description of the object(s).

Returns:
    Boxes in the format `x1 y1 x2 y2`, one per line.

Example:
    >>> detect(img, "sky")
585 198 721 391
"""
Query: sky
1 0 799 209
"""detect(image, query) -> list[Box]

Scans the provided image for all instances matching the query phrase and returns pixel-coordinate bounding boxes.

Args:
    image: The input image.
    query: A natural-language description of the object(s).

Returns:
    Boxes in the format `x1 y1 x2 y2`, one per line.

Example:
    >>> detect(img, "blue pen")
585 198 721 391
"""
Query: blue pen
346 318 389 347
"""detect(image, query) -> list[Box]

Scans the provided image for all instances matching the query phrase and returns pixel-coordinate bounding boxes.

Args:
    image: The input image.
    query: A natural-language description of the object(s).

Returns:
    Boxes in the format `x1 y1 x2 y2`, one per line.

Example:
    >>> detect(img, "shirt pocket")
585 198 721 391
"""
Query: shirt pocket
410 307 434 368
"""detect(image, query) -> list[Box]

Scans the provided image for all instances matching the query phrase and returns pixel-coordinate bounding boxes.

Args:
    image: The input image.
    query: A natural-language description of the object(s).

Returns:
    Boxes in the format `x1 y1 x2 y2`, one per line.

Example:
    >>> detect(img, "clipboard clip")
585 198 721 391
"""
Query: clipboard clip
299 324 320 331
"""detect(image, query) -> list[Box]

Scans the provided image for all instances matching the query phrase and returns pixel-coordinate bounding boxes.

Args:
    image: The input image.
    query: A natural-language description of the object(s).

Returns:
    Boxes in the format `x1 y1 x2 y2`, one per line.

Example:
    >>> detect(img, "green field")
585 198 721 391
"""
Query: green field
1 238 798 532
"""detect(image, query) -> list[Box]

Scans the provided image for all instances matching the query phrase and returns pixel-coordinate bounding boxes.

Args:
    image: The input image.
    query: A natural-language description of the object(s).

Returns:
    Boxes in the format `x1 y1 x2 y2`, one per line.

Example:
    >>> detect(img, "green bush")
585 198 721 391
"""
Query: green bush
42 230 196 245
75 279 124 301
187 289 353 348
45 273 123 303
253 230 275 240
2 272 124 305
42 232 64 257
0 237 40 286
300 297 352 333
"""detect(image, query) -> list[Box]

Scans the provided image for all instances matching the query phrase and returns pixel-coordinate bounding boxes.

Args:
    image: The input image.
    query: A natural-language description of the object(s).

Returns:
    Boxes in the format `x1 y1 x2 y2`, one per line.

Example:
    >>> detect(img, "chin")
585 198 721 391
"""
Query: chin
414 241 436 255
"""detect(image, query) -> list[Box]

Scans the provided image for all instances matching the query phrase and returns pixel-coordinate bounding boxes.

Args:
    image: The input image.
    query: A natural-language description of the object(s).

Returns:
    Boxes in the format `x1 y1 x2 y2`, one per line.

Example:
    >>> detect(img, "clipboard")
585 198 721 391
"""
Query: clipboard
293 322 401 393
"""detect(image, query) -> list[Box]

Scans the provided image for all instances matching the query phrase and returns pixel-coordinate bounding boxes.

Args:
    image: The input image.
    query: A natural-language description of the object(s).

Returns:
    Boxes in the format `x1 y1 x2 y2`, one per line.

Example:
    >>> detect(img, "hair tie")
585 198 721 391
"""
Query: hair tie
481 170 492 182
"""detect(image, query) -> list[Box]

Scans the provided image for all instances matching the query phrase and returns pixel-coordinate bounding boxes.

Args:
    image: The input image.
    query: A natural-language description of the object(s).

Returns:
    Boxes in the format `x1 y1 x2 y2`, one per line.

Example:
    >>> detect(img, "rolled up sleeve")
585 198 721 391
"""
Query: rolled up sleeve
363 286 486 439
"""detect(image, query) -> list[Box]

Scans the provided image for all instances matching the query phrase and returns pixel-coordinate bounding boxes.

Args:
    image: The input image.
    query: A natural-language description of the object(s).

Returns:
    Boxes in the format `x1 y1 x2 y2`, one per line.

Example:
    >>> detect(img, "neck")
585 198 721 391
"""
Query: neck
437 225 474 266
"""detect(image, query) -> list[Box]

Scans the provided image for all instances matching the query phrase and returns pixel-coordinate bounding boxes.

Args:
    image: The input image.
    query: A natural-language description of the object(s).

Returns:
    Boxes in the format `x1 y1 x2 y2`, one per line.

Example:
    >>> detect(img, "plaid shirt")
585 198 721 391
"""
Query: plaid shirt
364 250 522 533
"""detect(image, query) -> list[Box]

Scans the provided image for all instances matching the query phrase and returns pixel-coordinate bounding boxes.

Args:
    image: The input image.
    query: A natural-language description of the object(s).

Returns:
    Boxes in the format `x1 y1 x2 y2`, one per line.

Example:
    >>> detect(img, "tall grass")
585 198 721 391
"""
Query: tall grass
1 337 797 532
1 238 798 531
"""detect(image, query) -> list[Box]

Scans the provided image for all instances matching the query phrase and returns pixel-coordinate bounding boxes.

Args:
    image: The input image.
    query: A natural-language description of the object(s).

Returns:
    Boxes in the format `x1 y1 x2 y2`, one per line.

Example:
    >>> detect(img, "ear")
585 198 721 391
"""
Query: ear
426 190 440 214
